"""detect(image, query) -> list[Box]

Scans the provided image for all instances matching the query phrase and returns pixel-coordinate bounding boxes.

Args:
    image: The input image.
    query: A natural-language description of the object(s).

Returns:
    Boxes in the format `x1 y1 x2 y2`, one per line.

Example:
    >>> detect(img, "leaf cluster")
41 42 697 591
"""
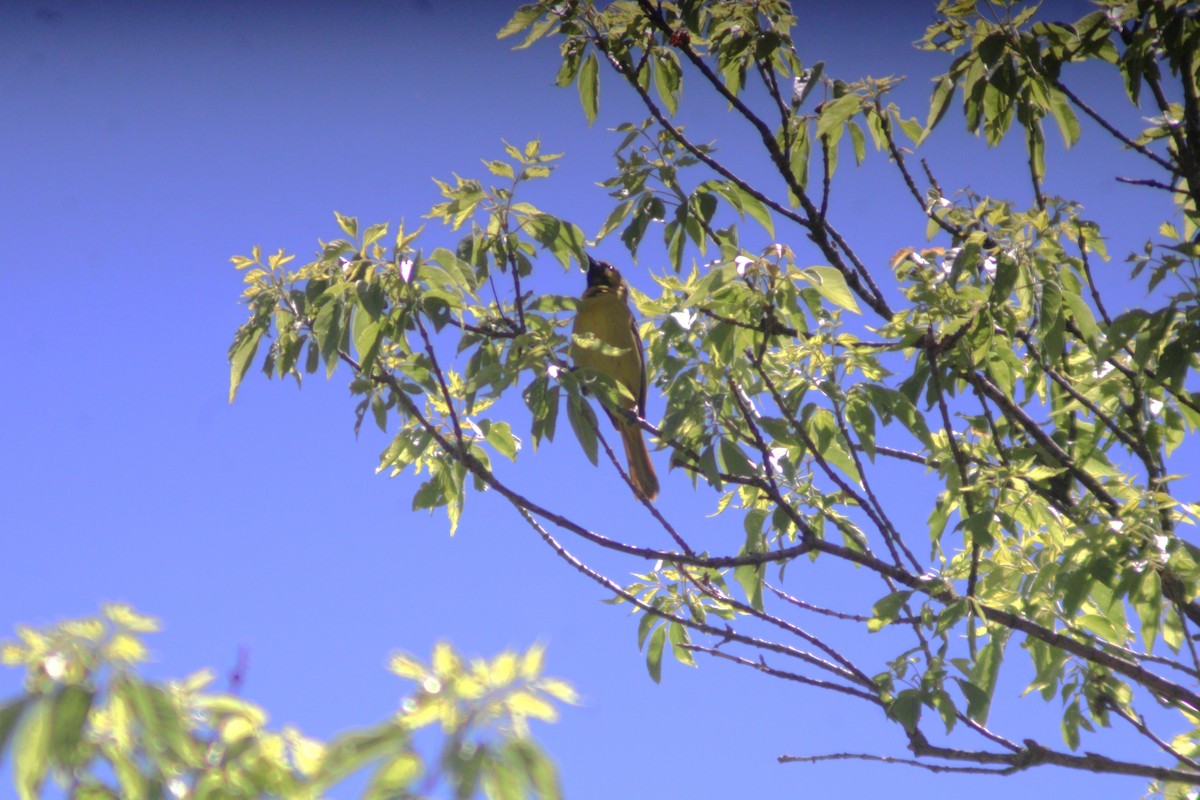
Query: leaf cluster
0 607 574 799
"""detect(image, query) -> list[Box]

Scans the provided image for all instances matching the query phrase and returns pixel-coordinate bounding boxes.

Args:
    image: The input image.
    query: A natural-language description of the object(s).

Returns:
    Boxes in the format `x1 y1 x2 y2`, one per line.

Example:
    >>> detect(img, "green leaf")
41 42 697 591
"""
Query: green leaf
955 677 990 724
1076 613 1123 642
923 75 956 141
645 626 666 683
578 51 599 125
966 630 1009 725
364 751 422 800
566 393 599 466
320 723 408 786
895 114 923 144
334 210 358 238
598 199 634 242
844 394 876 460
1134 571 1163 652
801 266 861 314
705 181 775 238
805 407 861 482
445 463 466 535
847 120 866 164
1048 87 1080 148
505 739 561 800
1062 699 1083 750
313 295 346 379
653 51 682 115
14 699 50 800
1037 279 1064 358
228 324 266 403
484 420 520 461
528 214 586 268
481 748 523 800
733 561 765 610
929 689 958 734
0 697 31 771
353 313 383 377
816 94 861 140
734 187 774 238
49 686 93 769
1061 291 1099 345
718 438 755 479
497 5 541 40
888 689 921 732
1028 126 1045 184
861 384 932 447
523 376 559 448
637 606 660 650
868 590 912 632
362 222 388 248
668 622 695 667
484 159 515 179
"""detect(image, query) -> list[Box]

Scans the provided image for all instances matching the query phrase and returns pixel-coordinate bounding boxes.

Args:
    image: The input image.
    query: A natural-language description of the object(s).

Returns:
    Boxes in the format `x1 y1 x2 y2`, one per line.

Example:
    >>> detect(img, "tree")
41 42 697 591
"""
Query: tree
224 0 1200 795
0 605 574 798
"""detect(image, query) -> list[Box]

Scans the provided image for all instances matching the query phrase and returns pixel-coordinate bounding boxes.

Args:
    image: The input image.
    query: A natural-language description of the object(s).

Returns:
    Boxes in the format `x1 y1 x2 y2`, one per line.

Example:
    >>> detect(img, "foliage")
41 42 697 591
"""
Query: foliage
0 605 573 799
229 0 1200 794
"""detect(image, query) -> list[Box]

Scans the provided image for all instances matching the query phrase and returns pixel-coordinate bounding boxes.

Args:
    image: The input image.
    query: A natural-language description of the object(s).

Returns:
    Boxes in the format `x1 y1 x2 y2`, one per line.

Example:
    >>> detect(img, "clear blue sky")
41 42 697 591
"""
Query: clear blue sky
1 1 1186 797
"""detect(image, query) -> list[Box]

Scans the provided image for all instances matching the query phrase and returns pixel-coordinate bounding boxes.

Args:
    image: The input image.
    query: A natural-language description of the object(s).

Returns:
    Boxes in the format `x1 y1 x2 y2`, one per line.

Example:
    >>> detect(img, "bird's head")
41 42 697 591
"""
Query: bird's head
585 254 624 291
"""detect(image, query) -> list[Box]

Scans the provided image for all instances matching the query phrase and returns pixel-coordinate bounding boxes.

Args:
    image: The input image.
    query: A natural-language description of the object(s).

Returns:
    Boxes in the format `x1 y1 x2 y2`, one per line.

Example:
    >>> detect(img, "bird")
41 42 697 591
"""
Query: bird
570 255 660 502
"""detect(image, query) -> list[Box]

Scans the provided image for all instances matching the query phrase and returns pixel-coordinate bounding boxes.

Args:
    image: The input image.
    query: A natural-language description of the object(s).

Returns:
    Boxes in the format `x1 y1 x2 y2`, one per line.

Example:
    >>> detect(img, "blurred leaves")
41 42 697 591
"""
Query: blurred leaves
0 609 573 800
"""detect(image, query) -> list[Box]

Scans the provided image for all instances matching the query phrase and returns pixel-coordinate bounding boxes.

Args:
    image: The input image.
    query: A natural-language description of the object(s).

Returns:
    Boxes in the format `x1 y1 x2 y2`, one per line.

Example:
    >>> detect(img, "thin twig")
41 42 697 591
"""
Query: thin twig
414 314 464 447
1052 79 1177 174
767 583 872 622
779 751 1009 775
684 644 880 703
1107 700 1200 772
1115 176 1179 192
1075 231 1112 327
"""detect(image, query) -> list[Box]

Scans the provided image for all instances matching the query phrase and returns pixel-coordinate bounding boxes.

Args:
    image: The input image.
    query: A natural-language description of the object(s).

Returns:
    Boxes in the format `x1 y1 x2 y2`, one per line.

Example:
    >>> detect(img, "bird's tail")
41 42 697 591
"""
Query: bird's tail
619 421 660 502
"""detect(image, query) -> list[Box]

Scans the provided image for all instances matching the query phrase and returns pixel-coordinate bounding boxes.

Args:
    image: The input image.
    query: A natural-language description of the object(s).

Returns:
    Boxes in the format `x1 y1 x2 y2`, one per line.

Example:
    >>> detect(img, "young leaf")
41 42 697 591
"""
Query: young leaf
668 622 696 667
816 94 861 140
868 590 913 632
733 562 765 610
653 51 682 115
0 697 32 769
922 75 956 142
49 686 93 769
13 699 50 800
888 689 922 732
578 51 599 125
565 393 599 466
484 420 521 461
966 630 1009 725
228 324 266 403
334 210 358 238
801 266 861 314
645 626 666 684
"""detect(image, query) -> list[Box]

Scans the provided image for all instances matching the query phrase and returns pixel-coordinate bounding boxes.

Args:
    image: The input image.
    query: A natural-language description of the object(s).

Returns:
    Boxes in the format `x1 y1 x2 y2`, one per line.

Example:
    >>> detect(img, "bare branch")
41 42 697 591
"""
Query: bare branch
779 751 1010 775
684 644 880 704
1052 79 1177 175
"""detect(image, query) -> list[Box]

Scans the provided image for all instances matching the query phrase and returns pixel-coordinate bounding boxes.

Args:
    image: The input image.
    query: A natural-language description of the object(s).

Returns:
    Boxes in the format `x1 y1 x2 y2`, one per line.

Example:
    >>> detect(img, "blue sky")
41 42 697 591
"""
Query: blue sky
1 1 1188 797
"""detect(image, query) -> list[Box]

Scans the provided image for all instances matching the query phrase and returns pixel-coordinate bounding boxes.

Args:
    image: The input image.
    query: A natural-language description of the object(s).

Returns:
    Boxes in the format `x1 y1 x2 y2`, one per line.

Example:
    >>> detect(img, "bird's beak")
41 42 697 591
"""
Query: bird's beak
585 254 605 282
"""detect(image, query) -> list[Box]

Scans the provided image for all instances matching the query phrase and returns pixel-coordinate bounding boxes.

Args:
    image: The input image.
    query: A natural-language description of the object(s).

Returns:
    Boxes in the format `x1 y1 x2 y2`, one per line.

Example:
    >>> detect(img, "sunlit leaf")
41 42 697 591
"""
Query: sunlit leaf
13 699 50 800
801 266 861 314
579 51 599 125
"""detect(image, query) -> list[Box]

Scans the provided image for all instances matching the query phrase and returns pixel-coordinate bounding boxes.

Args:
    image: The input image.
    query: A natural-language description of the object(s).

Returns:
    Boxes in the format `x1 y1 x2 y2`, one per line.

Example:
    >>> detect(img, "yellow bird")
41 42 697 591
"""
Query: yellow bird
570 255 660 502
